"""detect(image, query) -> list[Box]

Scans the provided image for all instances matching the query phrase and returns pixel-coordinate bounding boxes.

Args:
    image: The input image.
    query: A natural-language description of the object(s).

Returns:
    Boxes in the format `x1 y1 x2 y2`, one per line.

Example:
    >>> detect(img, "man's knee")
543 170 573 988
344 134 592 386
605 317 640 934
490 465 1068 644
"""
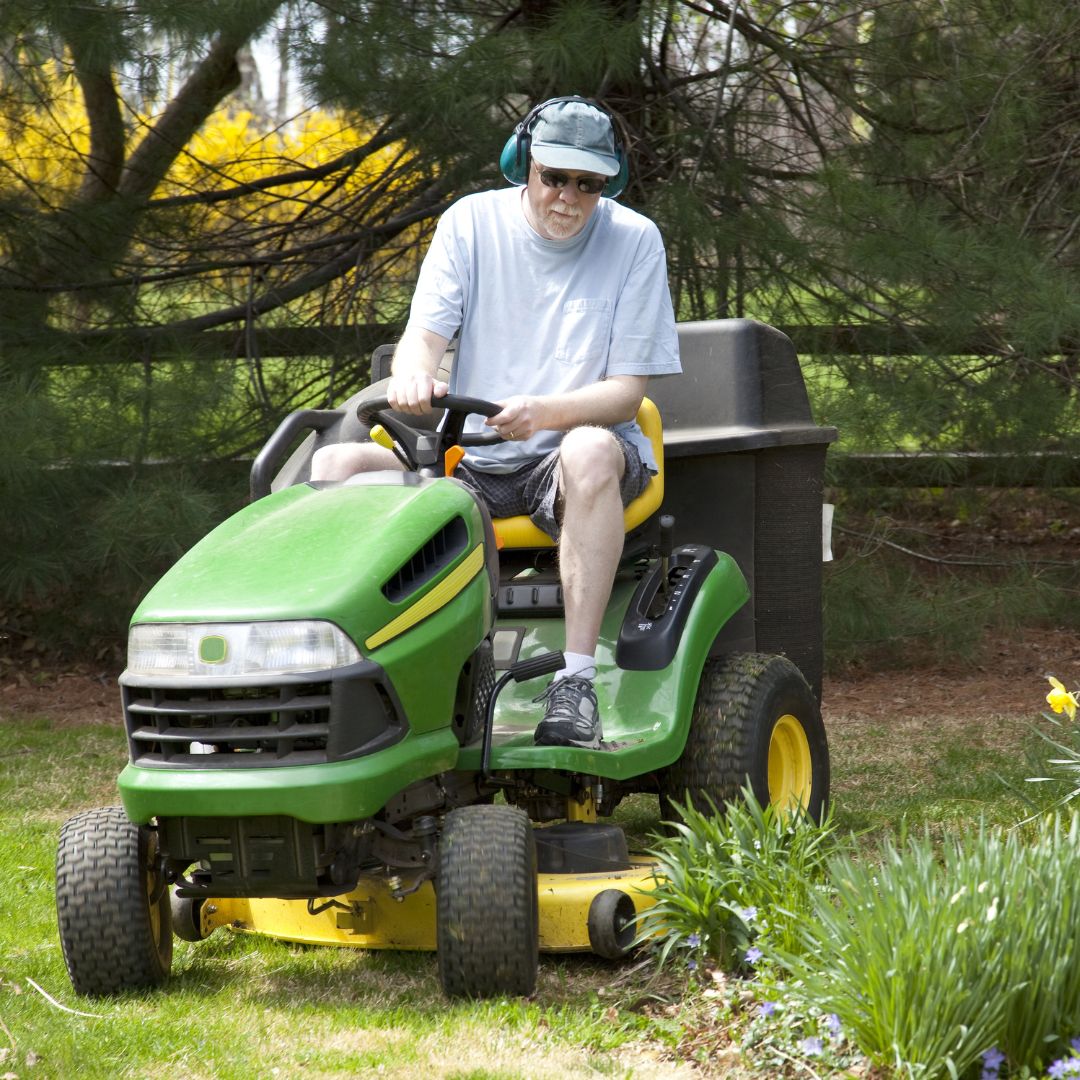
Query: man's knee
310 442 399 481
558 427 623 497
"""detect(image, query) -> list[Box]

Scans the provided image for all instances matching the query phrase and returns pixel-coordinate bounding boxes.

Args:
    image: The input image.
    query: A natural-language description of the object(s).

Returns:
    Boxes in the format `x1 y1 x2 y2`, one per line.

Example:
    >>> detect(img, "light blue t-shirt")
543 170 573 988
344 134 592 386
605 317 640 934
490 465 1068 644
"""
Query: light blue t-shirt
406 187 681 471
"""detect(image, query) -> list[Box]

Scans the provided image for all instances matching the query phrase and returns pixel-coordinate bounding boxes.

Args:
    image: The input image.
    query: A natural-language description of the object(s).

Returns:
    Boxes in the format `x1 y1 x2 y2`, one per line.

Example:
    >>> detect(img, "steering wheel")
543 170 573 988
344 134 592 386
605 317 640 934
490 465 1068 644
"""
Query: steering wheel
355 392 505 473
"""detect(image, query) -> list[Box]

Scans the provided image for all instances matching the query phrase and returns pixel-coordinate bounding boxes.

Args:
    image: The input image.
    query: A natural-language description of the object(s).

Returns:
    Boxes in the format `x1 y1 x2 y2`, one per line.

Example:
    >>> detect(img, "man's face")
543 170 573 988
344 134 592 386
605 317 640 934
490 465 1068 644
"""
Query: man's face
522 160 606 240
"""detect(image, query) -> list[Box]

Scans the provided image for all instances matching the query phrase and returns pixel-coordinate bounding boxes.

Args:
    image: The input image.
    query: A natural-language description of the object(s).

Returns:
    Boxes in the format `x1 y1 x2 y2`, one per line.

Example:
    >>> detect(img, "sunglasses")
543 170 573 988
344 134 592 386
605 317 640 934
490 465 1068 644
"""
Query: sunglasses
534 164 607 196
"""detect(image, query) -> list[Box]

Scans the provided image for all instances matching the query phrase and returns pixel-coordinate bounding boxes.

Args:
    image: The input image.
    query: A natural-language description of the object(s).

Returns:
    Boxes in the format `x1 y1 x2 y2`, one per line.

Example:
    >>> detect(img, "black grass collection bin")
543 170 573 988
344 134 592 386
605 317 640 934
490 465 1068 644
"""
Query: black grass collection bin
647 320 837 700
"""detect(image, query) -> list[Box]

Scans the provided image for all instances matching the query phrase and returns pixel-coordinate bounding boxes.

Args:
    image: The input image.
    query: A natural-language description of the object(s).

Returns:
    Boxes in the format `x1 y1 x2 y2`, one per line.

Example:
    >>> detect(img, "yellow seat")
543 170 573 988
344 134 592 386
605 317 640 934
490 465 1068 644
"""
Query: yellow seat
491 398 665 549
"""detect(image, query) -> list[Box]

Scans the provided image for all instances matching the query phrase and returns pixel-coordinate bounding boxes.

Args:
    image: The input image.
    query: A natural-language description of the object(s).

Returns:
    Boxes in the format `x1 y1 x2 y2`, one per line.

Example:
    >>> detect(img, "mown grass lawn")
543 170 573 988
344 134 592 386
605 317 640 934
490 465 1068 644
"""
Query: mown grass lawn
0 683 1059 1079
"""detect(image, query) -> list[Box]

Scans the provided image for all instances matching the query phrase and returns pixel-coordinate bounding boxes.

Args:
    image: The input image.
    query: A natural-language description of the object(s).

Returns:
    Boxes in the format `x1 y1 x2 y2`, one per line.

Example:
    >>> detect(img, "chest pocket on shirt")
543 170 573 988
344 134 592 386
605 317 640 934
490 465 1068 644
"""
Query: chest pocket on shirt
554 298 614 365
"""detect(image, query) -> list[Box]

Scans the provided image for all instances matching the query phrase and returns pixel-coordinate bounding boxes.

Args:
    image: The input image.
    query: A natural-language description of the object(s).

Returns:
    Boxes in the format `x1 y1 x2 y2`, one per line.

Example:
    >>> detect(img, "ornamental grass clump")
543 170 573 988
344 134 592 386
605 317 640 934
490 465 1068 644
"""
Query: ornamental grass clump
638 788 838 972
778 818 1080 1078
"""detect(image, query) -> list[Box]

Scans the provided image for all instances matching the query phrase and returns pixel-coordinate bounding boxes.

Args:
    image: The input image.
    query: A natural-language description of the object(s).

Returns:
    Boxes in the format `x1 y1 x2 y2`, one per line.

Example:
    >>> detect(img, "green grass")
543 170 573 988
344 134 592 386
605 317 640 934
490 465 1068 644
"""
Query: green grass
0 718 692 1080
829 717 1051 838
0 689 1067 1078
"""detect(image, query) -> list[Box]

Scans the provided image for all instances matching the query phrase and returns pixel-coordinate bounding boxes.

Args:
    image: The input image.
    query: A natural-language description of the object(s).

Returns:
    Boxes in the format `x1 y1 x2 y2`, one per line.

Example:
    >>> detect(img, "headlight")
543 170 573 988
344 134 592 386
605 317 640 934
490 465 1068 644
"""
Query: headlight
126 621 361 677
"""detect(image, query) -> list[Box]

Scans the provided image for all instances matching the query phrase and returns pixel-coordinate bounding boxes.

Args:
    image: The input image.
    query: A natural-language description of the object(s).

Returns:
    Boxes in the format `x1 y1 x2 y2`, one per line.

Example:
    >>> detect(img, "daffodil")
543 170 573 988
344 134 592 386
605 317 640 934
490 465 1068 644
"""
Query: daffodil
1047 676 1078 721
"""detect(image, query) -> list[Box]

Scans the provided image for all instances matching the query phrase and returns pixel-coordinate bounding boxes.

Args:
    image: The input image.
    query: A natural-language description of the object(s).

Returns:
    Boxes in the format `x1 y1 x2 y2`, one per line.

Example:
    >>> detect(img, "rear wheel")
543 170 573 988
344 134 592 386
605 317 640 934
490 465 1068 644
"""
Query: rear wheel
436 804 538 998
660 653 829 822
56 806 172 996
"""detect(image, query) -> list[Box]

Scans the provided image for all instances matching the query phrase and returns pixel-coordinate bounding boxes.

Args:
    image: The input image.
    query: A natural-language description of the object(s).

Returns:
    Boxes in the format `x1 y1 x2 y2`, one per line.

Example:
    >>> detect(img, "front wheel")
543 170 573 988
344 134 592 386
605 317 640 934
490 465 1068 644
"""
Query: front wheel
436 804 538 998
660 653 830 822
56 806 172 996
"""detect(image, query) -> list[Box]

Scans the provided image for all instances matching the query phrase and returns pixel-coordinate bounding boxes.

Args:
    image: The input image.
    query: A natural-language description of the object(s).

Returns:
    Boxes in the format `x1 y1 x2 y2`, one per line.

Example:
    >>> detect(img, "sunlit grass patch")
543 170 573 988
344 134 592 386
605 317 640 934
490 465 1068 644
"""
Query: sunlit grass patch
0 716 695 1079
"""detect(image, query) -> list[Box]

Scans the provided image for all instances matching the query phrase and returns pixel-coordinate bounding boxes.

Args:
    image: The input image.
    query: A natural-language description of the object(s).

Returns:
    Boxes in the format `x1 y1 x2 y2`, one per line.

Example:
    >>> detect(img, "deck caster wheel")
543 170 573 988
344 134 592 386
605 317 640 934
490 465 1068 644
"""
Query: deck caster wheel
436 804 538 998
170 893 211 942
588 889 637 959
56 806 172 996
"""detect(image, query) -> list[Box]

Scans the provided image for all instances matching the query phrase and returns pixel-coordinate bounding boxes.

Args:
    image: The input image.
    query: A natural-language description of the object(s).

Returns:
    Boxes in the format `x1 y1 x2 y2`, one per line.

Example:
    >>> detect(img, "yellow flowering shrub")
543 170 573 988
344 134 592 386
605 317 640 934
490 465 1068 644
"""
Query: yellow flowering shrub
0 71 89 200
0 61 421 319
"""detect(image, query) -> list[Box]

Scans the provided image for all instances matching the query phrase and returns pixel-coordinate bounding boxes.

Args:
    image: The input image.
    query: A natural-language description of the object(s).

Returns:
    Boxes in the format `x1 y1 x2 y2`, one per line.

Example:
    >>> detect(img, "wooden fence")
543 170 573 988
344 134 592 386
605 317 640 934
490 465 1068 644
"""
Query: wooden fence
8 323 1079 486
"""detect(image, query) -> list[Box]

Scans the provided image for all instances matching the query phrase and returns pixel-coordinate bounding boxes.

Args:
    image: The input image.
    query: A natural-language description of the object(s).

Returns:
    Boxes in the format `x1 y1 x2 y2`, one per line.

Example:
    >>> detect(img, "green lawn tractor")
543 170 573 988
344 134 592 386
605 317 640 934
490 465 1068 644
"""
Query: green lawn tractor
55 318 836 999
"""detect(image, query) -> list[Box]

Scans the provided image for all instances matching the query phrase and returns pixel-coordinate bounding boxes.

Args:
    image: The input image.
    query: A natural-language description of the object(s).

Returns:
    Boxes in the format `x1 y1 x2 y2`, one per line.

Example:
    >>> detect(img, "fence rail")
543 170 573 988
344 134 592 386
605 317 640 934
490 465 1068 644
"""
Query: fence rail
7 322 1054 367
12 323 1079 486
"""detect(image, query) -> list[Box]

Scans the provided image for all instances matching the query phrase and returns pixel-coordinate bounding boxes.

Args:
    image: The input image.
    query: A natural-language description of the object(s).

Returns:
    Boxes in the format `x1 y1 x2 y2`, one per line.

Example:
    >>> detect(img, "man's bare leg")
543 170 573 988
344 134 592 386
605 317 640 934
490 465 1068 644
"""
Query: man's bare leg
310 442 402 481
534 427 625 749
557 427 626 656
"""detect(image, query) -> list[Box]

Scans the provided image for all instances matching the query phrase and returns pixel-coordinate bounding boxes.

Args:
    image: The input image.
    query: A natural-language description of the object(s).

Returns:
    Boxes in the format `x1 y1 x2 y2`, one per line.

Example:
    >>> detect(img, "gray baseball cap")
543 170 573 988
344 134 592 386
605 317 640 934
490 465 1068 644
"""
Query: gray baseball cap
530 100 620 177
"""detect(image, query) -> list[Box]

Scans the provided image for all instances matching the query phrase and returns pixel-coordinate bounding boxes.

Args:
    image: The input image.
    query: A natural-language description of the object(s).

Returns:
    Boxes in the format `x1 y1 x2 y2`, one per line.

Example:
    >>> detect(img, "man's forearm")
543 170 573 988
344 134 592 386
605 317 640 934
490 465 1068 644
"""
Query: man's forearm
485 375 647 442
387 325 451 413
538 375 647 430
391 325 450 379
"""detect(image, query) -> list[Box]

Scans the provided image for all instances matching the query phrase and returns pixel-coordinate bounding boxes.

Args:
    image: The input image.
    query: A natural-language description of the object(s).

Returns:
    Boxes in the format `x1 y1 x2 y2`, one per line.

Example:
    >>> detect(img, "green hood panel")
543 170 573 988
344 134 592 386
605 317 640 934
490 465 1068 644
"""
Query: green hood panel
131 479 486 650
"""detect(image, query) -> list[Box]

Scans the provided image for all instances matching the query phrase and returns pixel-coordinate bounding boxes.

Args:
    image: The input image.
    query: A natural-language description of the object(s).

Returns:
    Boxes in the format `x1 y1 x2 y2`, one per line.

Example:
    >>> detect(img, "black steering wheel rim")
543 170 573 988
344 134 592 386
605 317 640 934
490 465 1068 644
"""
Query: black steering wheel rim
355 392 505 471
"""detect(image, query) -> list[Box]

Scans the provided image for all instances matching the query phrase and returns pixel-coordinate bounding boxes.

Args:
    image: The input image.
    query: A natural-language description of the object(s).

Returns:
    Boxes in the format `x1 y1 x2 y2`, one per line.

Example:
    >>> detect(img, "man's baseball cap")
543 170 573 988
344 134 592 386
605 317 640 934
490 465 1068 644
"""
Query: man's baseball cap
530 100 621 177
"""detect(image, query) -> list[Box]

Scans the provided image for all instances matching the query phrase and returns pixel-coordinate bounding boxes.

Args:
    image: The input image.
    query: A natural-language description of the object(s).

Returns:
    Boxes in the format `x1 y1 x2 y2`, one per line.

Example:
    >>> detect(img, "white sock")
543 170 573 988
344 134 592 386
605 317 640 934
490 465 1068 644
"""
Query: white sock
556 652 596 681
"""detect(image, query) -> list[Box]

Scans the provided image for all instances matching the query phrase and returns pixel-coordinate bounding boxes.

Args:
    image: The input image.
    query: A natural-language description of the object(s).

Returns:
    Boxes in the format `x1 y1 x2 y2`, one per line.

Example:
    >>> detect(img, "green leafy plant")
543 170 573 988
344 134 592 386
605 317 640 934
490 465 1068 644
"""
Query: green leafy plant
777 819 1080 1078
638 788 839 972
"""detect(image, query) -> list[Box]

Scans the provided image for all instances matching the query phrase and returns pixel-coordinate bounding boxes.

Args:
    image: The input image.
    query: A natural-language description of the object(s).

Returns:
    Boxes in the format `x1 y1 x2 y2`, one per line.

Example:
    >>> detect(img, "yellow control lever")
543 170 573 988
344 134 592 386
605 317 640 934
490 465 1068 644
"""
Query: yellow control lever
369 424 395 451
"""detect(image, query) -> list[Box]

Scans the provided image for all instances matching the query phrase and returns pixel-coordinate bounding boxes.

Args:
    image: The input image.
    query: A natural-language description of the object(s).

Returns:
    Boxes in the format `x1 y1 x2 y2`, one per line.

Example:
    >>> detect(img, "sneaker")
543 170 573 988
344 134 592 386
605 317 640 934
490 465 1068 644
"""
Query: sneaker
533 675 602 749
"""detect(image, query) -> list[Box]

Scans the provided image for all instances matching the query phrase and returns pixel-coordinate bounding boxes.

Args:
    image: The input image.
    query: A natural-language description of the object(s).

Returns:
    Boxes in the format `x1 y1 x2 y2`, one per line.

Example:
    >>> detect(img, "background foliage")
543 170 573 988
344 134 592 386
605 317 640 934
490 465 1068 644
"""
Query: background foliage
1 0 1079 656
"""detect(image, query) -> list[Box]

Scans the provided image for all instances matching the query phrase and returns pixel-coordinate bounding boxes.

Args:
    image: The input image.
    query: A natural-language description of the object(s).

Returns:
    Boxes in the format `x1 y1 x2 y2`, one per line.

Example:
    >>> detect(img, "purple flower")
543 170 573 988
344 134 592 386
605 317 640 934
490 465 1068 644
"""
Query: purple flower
1048 1059 1080 1079
687 932 701 948
799 1036 823 1056
825 1013 842 1037
981 1047 1005 1071
687 958 697 971
744 946 763 965
758 1001 776 1018
1073 1038 1080 1052
740 906 758 922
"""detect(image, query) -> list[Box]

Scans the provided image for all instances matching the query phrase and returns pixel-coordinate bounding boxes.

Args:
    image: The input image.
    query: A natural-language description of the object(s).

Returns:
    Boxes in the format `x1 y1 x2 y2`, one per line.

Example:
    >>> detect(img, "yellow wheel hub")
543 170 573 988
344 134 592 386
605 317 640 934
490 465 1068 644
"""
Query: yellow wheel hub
768 713 813 812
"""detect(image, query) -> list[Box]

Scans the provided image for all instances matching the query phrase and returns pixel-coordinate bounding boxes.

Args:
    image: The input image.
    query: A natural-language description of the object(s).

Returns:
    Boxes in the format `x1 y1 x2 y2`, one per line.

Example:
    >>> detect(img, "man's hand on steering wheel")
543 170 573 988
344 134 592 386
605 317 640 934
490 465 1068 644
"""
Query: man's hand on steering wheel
484 395 547 443
386 372 449 415
356 392 506 473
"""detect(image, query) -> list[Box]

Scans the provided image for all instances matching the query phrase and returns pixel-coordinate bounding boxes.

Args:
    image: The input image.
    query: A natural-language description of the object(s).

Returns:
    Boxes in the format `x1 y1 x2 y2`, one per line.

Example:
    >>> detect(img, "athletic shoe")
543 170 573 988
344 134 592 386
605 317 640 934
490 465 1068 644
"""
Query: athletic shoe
532 674 602 749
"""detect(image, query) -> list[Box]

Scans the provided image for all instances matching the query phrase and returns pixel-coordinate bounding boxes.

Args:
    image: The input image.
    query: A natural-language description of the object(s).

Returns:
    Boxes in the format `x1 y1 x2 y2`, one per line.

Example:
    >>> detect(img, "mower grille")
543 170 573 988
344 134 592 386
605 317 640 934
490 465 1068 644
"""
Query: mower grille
124 682 333 766
122 665 406 769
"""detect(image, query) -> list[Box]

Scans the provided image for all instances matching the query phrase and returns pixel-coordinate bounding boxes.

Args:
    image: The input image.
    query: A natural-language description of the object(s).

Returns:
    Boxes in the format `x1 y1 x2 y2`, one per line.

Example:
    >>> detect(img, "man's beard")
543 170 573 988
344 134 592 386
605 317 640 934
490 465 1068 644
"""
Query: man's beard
542 203 585 238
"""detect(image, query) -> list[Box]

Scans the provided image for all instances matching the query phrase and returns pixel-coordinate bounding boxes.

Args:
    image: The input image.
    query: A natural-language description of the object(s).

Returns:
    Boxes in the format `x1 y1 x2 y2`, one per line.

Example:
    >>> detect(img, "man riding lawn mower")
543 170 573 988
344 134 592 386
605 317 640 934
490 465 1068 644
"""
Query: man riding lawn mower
55 318 835 1000
55 97 836 1000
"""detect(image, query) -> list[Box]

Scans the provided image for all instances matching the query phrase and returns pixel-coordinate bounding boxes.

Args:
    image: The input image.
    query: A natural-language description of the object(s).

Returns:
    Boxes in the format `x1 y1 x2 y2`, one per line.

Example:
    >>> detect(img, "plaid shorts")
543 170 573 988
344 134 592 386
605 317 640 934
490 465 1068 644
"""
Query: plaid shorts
455 429 651 542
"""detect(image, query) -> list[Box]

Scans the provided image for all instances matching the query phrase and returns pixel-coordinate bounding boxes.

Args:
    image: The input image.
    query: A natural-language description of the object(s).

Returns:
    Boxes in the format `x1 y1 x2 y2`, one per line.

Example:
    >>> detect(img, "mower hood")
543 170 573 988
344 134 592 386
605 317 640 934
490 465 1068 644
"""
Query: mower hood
130 476 492 654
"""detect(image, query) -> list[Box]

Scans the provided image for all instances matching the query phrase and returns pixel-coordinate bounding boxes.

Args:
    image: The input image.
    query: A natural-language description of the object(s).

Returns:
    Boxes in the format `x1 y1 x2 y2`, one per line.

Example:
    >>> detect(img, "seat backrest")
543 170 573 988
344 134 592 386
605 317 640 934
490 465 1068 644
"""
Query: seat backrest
491 397 665 549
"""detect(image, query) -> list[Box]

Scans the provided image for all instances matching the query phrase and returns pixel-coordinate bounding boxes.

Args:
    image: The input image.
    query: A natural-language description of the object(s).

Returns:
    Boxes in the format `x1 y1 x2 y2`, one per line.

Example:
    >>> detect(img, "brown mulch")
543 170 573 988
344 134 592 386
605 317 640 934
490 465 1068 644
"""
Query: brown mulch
822 625 1080 725
0 664 121 727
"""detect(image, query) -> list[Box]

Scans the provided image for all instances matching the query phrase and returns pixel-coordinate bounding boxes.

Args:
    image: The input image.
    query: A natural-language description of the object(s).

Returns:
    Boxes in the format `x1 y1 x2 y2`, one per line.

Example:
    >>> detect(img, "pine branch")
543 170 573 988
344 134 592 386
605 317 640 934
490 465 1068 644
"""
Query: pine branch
146 123 398 209
67 3 125 202
119 3 284 204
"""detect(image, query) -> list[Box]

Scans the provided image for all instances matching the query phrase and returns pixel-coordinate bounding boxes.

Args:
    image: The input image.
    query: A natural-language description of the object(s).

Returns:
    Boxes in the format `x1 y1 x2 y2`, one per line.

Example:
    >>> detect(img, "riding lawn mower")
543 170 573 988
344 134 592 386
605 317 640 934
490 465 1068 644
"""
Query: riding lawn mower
55 318 836 999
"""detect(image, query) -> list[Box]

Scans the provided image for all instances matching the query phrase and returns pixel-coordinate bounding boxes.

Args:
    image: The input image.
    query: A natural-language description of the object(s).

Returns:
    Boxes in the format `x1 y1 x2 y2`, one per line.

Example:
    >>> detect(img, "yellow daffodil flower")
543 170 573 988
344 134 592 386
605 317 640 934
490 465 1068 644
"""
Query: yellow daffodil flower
1047 676 1078 721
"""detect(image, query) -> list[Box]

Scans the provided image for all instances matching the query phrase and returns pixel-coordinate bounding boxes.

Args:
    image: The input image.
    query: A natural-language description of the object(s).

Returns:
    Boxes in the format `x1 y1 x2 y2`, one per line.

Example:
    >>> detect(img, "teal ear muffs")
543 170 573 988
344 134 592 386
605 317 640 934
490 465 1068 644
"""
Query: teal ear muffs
499 95 629 199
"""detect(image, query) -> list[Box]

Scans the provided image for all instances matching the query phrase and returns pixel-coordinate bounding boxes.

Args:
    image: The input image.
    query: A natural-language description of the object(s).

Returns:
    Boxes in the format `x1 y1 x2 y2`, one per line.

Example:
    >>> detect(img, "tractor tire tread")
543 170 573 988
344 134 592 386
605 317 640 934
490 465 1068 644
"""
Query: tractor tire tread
659 652 828 819
56 806 172 997
437 804 538 998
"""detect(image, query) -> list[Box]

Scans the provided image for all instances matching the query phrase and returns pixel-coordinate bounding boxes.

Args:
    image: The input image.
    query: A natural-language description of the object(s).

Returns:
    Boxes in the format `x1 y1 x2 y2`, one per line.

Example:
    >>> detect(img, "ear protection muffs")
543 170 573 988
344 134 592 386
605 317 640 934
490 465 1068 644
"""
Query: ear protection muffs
499 95 629 199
